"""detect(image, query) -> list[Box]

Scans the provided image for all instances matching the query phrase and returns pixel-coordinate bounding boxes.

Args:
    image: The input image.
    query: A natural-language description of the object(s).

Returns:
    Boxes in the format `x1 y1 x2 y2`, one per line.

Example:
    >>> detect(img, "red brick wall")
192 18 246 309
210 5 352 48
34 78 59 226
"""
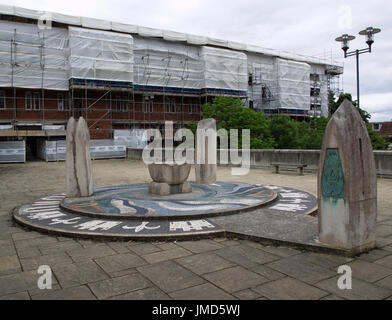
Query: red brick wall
0 87 202 139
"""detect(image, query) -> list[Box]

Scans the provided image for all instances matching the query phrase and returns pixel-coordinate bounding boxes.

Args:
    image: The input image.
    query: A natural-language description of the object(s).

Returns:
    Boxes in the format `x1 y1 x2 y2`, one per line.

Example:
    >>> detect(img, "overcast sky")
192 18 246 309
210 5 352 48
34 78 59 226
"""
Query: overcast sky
1 0 391 122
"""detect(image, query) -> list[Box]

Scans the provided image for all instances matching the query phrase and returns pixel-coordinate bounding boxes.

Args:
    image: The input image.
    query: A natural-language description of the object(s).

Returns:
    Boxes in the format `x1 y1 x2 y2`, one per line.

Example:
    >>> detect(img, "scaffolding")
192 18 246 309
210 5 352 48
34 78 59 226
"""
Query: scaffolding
0 14 344 144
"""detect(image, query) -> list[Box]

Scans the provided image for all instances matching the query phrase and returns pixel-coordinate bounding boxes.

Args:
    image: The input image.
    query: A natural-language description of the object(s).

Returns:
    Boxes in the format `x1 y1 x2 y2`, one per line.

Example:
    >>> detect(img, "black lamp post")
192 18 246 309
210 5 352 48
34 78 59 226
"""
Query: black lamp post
335 27 381 109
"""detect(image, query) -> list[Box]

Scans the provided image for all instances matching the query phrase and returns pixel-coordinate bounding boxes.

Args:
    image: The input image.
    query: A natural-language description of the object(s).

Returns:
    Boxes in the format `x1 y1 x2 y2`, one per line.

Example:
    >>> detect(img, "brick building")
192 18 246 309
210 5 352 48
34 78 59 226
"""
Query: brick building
0 5 343 160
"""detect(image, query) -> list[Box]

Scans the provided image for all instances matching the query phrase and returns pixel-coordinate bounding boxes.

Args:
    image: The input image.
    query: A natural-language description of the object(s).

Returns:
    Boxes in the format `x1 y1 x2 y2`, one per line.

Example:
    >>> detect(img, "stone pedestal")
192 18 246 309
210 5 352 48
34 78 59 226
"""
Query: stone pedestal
195 118 217 184
318 100 377 254
66 117 94 198
148 162 192 196
149 181 192 196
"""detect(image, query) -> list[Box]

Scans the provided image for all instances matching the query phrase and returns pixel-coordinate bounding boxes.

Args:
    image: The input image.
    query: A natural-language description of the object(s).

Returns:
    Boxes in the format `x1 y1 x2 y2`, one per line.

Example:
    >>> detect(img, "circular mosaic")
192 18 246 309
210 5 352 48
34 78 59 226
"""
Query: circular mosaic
60 182 277 219
12 184 317 240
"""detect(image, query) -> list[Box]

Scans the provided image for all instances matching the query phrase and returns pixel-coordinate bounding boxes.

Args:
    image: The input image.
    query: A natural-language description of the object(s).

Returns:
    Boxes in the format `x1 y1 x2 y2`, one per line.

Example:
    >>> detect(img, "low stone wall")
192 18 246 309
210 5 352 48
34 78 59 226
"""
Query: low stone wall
127 148 392 177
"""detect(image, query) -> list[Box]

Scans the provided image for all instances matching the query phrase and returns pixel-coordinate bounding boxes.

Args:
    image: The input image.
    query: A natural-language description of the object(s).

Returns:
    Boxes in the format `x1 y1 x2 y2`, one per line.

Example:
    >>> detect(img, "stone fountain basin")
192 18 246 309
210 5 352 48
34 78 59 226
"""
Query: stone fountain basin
148 162 191 185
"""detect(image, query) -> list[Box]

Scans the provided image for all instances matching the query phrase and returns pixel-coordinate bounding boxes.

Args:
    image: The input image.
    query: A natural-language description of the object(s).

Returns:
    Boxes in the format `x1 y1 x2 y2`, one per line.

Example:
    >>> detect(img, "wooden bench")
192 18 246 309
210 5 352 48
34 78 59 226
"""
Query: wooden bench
270 162 307 175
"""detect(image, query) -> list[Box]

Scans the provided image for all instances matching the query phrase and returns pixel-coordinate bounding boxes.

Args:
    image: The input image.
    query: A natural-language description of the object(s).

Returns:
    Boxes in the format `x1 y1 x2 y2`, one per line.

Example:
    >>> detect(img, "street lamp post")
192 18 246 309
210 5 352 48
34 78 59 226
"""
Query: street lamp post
335 27 381 109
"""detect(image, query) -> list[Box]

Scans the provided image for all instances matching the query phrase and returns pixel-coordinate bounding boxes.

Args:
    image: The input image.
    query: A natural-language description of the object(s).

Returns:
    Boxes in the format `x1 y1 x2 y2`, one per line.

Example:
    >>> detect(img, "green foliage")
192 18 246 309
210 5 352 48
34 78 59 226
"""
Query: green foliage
367 125 391 150
330 92 371 123
185 95 390 150
187 97 274 149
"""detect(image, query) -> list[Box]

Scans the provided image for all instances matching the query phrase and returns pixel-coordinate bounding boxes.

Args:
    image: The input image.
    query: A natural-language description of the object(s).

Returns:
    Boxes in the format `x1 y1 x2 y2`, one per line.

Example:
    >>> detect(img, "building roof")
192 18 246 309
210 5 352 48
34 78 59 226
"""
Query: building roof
0 4 343 70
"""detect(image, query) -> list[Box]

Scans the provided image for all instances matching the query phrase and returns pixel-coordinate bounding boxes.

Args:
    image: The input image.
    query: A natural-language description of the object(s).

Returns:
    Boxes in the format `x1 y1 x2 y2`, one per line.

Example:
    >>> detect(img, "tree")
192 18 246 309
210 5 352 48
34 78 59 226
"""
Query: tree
187 97 274 149
367 125 390 150
330 92 371 123
268 115 300 149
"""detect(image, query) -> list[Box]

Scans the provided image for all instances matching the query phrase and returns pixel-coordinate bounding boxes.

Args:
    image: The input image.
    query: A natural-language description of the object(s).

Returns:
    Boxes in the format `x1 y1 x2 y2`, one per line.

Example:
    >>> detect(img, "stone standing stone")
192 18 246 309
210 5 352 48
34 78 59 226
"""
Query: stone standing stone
66 117 94 198
66 117 78 197
318 99 377 254
195 118 217 184
74 117 94 197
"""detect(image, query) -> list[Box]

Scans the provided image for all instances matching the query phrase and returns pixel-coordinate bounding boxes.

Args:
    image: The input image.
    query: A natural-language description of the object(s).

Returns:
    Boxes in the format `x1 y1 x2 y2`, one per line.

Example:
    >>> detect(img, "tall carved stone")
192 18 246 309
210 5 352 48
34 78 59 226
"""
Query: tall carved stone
318 99 377 254
66 117 77 196
195 118 217 184
66 117 94 197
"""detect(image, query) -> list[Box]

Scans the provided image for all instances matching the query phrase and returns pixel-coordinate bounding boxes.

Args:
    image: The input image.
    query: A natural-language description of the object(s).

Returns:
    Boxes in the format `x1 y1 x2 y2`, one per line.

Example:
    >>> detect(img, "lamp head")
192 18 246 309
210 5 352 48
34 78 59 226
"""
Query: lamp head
335 34 356 56
359 27 381 49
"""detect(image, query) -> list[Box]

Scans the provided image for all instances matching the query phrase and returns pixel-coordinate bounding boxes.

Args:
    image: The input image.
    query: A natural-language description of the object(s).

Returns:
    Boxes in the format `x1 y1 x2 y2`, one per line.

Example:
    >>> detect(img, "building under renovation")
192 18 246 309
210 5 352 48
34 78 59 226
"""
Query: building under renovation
0 5 343 162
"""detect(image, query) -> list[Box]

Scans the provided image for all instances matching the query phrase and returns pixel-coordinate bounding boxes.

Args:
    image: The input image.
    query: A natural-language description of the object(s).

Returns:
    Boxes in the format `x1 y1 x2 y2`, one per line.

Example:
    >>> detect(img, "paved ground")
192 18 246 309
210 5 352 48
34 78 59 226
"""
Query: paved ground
1 159 392 300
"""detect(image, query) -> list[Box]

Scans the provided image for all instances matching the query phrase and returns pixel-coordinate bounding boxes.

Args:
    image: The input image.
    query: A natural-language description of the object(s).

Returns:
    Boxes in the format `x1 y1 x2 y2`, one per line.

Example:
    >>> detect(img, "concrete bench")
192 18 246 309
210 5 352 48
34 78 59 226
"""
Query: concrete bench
270 162 307 175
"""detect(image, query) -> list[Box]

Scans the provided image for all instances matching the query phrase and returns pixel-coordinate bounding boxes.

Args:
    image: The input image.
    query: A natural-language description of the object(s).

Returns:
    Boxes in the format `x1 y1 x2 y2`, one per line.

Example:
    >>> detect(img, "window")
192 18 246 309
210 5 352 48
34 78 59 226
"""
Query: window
58 93 64 111
116 95 122 112
25 92 32 110
65 94 70 111
0 91 5 110
142 100 153 113
165 99 176 113
33 92 40 110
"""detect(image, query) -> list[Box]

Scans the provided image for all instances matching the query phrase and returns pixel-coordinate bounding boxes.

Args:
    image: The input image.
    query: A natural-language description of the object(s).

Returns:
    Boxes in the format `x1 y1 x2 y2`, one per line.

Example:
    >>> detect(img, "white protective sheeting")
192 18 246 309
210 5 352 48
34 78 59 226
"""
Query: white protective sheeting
163 30 187 42
114 129 147 149
68 27 134 82
0 5 343 69
320 73 329 116
0 20 68 90
81 17 111 30
111 22 138 34
247 54 278 109
133 37 202 89
276 58 310 110
138 26 163 38
186 34 208 45
51 12 81 25
201 46 248 92
0 140 25 163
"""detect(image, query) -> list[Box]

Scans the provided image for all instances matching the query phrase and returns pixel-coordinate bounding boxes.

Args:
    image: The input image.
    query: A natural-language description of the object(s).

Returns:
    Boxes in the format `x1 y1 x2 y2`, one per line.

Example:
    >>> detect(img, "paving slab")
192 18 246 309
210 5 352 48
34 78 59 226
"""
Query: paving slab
109 287 170 300
169 283 236 300
214 244 280 268
357 249 392 262
266 254 336 284
0 291 30 300
52 261 109 288
176 240 224 253
295 252 353 269
202 266 268 293
346 260 392 283
254 277 328 300
88 274 150 299
128 243 162 255
66 244 117 262
95 253 147 274
0 270 58 296
142 247 192 264
375 275 392 290
0 254 21 276
374 255 392 268
32 285 96 300
20 253 73 271
175 252 235 275
377 225 392 238
233 289 262 300
250 264 286 281
316 275 392 300
137 260 205 293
